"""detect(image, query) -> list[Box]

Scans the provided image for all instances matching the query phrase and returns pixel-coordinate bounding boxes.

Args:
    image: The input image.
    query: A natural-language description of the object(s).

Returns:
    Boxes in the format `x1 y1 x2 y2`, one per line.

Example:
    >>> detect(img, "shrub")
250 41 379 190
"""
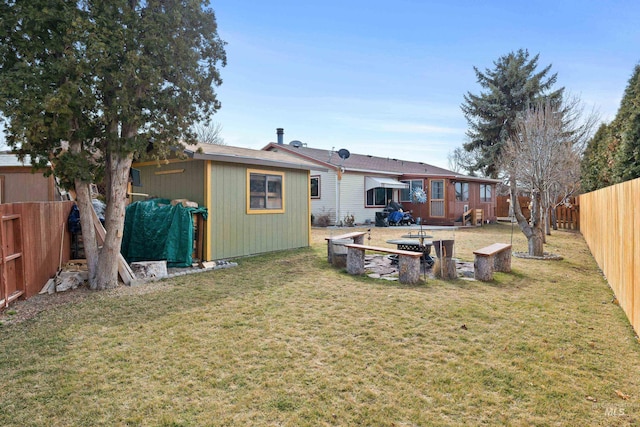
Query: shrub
314 213 332 227
343 213 355 227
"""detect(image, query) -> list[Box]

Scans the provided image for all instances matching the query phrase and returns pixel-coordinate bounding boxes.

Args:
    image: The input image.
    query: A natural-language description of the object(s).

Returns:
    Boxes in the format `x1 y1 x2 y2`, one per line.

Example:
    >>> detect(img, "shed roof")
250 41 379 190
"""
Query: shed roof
0 153 35 167
184 143 327 172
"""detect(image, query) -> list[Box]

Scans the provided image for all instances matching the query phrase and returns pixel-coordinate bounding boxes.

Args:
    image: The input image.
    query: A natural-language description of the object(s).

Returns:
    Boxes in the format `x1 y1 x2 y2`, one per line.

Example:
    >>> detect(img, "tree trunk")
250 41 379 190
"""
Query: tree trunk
540 192 552 239
510 176 545 257
67 140 99 288
528 226 544 256
544 207 551 236
551 206 558 231
510 177 532 237
528 189 545 256
75 180 99 287
94 151 133 289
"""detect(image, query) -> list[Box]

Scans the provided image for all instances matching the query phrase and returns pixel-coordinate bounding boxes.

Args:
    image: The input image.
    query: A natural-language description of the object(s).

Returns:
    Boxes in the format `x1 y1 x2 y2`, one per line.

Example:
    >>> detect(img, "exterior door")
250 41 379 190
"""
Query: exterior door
429 179 445 218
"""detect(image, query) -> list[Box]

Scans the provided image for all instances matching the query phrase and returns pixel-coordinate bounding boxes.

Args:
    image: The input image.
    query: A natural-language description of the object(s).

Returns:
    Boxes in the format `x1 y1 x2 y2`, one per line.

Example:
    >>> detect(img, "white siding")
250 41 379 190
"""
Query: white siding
339 173 370 224
312 169 405 226
311 169 337 223
341 173 404 225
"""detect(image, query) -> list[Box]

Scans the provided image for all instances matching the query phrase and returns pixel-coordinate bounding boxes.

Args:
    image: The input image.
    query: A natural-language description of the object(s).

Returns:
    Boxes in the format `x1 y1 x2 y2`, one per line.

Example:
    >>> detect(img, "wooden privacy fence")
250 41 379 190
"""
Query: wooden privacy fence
496 195 579 230
580 179 640 334
0 213 24 308
554 198 580 231
0 202 74 307
496 196 531 218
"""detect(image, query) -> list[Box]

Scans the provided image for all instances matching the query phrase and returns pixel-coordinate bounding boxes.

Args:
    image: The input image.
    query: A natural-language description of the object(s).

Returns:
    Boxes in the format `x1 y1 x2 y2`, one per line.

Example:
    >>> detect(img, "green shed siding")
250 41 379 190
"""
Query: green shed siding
133 160 204 206
131 158 311 261
209 162 310 259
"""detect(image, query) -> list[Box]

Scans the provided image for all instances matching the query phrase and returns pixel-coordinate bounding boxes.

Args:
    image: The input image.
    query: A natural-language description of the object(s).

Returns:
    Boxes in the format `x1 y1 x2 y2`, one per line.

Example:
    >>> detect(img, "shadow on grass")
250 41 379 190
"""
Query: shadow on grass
480 269 531 290
334 266 497 293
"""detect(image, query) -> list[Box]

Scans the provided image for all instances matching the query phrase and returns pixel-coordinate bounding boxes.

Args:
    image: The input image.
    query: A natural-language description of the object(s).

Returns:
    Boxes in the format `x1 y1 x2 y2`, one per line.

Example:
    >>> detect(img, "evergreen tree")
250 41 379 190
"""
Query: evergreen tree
581 123 615 192
581 63 640 190
613 65 640 182
0 0 226 289
461 49 563 178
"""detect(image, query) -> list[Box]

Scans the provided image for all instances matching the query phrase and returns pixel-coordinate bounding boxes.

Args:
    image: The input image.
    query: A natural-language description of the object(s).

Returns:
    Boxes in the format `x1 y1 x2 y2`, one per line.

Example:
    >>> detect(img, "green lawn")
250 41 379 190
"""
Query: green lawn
1 224 639 426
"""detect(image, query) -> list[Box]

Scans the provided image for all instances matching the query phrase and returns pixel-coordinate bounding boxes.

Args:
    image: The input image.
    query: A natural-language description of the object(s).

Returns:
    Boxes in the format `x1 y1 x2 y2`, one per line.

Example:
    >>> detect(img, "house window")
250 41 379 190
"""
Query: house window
431 180 444 199
480 184 492 202
366 187 393 207
310 175 320 199
400 179 423 202
455 182 469 201
430 179 445 217
247 169 285 214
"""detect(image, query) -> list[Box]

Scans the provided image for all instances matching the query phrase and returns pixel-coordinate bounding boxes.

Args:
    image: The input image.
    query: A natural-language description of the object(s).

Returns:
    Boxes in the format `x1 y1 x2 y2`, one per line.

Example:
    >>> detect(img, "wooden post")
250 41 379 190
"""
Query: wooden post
494 250 512 273
433 240 456 280
195 213 205 266
474 255 494 281
346 246 365 275
398 255 420 284
0 214 6 308
434 257 457 280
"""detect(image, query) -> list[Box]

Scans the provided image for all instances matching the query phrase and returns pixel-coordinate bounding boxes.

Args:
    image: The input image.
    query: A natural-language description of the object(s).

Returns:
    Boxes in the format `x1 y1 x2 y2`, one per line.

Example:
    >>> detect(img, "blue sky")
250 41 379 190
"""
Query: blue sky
2 1 639 170
208 0 639 169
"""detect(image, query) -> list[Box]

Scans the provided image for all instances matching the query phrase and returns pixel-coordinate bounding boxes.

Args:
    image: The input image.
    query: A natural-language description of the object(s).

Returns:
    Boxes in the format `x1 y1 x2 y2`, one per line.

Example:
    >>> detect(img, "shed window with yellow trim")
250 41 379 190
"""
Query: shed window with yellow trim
247 169 285 214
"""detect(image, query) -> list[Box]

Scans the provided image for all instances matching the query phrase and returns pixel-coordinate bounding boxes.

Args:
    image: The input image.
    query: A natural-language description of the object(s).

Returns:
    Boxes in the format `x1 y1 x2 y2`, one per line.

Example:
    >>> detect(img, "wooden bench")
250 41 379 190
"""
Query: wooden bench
473 243 512 281
325 231 368 266
344 243 423 285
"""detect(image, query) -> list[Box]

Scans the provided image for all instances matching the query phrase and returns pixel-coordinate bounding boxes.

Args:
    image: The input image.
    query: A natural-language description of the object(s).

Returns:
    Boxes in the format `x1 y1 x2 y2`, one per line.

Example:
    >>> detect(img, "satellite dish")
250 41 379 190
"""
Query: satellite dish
338 149 350 160
289 140 303 148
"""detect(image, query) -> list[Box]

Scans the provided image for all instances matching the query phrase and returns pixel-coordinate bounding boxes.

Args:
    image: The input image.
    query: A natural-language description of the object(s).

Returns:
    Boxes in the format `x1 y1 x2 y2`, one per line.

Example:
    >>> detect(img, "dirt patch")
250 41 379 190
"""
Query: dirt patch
0 286 94 326
513 251 563 261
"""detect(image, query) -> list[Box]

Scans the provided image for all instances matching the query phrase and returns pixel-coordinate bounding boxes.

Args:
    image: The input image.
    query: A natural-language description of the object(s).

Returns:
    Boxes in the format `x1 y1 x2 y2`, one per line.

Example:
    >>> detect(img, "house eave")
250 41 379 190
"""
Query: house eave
450 174 501 184
263 143 337 170
184 149 328 172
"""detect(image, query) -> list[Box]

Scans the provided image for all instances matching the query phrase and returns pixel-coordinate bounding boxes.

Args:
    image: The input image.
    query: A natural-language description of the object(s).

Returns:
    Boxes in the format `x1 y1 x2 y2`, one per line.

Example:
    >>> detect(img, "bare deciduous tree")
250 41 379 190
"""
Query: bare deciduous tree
193 121 225 145
503 95 597 256
448 145 480 175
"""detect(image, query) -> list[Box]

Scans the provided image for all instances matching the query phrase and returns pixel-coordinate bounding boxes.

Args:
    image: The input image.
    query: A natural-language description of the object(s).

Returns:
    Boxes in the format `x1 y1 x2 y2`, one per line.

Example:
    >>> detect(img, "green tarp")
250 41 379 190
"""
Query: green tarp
121 199 208 268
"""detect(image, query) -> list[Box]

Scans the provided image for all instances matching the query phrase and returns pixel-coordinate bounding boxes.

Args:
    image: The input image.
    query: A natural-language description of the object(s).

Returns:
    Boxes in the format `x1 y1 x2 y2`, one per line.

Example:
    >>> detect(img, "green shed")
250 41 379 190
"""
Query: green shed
131 143 323 261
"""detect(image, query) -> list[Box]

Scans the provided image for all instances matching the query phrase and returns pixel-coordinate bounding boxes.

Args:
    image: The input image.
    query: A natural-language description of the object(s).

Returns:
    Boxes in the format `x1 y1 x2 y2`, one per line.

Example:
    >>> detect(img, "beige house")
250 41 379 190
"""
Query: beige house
263 134 499 226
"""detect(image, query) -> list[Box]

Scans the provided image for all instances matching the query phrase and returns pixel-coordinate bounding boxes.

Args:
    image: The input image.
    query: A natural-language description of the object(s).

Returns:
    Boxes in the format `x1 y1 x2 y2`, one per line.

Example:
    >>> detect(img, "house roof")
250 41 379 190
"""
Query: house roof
262 143 499 183
183 143 327 172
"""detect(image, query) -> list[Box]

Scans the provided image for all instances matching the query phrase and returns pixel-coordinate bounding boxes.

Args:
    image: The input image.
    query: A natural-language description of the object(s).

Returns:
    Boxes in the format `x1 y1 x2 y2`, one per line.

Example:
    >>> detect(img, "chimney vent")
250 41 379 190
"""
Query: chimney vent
276 128 284 145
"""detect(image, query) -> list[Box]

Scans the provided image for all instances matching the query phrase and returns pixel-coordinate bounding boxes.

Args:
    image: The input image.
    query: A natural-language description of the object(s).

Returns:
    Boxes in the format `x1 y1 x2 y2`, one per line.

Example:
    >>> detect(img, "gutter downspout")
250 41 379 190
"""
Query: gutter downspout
308 170 312 245
335 167 342 226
